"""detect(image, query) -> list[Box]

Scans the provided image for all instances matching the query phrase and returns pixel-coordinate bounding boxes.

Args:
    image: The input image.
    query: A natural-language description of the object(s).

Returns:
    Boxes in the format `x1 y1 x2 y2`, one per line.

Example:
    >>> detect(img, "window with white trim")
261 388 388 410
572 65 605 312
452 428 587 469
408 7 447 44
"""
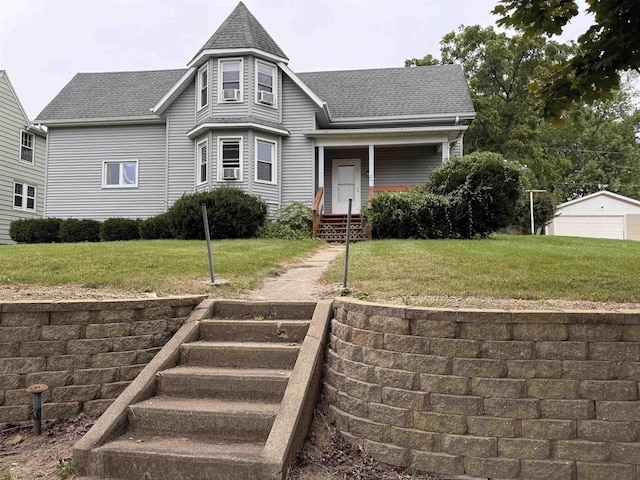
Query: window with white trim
197 64 208 110
256 60 276 106
219 138 242 181
255 138 276 184
20 130 34 163
13 182 36 211
103 160 138 188
220 59 242 102
197 139 208 184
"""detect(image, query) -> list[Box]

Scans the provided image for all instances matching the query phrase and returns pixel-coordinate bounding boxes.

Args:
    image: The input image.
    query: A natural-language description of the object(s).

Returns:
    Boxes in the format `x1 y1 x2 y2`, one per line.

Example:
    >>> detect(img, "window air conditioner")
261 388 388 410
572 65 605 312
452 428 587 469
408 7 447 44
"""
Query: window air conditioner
258 91 274 105
223 167 239 180
222 89 240 101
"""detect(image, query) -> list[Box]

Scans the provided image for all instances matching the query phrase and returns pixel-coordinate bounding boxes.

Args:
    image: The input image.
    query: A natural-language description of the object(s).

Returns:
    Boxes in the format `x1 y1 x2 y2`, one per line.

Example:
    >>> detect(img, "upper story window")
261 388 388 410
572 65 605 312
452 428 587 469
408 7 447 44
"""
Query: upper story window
256 60 276 107
103 160 138 188
255 138 276 184
197 139 208 185
20 130 34 164
219 59 242 102
218 137 242 181
197 64 208 110
13 182 36 211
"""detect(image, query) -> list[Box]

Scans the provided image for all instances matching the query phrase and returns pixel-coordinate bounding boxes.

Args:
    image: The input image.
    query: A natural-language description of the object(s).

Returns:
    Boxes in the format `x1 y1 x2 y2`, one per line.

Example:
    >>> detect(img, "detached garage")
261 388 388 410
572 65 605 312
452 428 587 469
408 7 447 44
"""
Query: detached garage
548 190 640 240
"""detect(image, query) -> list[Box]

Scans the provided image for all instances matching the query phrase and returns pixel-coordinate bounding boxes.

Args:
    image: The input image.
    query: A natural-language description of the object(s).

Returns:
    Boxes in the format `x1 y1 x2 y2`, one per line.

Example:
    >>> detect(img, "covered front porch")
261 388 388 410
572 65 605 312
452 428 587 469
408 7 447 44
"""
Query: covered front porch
307 127 466 239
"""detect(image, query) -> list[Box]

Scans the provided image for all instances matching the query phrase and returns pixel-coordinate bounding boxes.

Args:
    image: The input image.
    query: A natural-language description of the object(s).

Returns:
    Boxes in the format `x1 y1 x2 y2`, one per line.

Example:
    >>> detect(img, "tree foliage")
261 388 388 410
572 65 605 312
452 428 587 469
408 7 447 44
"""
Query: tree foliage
493 0 640 118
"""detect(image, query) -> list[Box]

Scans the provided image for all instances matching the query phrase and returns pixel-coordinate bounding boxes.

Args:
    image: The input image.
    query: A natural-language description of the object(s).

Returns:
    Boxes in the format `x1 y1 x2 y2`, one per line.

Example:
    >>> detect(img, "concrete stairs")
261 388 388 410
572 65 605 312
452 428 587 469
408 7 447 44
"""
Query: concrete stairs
74 300 332 480
316 214 369 242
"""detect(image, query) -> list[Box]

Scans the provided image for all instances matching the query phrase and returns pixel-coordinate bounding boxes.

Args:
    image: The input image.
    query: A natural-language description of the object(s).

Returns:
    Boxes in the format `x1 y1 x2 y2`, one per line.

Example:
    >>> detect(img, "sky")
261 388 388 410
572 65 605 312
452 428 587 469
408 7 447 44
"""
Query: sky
0 0 594 120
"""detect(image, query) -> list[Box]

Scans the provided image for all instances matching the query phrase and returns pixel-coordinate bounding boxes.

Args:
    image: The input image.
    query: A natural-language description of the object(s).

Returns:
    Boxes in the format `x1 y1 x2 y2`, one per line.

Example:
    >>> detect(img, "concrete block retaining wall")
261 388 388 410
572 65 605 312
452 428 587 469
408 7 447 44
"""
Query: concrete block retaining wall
0 296 205 424
325 299 640 480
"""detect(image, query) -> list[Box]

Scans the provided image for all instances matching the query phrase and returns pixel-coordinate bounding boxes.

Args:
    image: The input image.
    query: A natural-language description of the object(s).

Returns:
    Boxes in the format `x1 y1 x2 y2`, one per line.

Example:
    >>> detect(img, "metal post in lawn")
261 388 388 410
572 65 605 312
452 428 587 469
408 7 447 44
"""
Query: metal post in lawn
342 198 353 289
201 203 215 283
528 189 546 235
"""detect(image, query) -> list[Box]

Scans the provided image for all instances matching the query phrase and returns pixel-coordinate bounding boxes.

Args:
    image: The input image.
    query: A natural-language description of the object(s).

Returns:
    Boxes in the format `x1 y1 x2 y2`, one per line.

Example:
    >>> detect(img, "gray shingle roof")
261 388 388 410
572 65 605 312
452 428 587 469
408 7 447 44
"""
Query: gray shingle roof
35 69 186 121
297 64 474 119
193 2 287 61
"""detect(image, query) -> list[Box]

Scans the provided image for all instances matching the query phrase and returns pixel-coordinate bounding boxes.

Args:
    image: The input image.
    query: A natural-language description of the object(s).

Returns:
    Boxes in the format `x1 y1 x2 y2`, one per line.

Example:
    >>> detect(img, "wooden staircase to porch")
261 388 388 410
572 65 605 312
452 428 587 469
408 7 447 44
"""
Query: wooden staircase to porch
315 214 369 243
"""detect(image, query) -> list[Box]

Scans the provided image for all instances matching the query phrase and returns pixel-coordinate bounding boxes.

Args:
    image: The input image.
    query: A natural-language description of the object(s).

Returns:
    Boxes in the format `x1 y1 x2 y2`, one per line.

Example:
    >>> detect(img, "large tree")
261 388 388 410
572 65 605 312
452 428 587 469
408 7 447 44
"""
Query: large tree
493 0 640 118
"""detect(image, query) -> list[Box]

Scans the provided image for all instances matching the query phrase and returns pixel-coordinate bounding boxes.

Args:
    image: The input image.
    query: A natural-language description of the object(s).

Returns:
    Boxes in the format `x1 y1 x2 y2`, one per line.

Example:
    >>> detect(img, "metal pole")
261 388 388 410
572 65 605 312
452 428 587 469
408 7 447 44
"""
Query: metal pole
27 384 48 435
530 190 535 235
201 203 215 283
342 198 352 289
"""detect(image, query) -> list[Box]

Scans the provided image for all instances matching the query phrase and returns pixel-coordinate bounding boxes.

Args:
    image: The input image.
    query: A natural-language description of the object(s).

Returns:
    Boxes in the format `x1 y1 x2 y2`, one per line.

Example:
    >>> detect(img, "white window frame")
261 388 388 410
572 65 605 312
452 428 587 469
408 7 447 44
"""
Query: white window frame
218 58 243 103
217 136 243 182
13 182 36 212
197 63 209 111
19 129 35 164
255 59 277 108
254 137 277 185
102 160 139 188
196 138 208 185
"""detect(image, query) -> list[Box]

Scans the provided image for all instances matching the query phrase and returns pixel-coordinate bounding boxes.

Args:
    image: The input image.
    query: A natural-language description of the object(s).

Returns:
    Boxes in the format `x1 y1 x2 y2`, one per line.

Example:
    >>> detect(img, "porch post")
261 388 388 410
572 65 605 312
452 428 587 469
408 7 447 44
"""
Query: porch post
442 141 450 162
318 146 325 188
368 144 375 200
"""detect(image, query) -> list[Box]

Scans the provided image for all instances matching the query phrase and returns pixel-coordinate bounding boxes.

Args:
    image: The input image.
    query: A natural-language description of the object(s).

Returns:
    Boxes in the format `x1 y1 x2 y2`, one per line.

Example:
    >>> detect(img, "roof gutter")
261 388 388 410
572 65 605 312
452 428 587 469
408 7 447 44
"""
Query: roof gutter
37 116 165 127
327 112 476 127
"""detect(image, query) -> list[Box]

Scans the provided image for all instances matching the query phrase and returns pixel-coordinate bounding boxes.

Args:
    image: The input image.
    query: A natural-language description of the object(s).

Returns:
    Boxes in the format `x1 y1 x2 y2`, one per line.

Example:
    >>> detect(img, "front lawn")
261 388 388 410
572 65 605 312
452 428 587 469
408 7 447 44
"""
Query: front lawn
321 235 640 303
0 239 323 296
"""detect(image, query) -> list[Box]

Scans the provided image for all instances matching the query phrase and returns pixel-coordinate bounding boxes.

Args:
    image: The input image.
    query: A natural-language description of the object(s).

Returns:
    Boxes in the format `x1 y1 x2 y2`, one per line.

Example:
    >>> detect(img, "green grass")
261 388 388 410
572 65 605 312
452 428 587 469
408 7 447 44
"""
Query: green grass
0 239 323 296
321 235 640 303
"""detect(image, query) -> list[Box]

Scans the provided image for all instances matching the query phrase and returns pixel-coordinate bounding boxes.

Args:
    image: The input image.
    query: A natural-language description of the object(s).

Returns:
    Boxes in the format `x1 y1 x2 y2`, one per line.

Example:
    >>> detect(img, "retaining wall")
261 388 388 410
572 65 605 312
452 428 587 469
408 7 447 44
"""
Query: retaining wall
0 296 205 424
326 299 640 480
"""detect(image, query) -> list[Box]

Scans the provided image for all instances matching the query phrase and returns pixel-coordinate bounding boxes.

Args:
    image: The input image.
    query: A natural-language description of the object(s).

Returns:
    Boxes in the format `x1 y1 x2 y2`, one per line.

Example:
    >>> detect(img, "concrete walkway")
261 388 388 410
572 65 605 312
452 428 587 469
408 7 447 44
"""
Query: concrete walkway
247 245 344 301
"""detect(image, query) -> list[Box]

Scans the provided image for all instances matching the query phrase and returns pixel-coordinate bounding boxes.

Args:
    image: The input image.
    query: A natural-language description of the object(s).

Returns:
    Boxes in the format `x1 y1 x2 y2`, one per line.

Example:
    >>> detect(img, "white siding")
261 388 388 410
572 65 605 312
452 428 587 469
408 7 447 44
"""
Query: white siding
167 83 197 206
559 195 640 216
46 124 167 219
0 73 46 244
281 76 317 206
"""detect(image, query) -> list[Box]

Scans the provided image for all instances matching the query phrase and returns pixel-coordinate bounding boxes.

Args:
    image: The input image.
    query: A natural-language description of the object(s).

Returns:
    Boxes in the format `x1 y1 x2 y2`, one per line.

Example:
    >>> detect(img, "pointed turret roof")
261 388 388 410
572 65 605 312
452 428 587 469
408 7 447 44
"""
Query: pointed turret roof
192 2 288 62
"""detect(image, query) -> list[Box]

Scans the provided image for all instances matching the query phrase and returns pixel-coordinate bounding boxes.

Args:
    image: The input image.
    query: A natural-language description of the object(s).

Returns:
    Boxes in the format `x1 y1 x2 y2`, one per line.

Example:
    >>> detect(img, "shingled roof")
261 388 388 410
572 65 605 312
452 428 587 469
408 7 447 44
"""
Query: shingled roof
36 69 186 122
192 2 287 62
297 64 474 120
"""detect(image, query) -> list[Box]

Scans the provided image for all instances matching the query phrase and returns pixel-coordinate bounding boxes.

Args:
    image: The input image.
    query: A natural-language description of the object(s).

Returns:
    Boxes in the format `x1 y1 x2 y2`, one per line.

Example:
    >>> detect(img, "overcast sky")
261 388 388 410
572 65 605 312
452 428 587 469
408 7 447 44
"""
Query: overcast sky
0 0 593 120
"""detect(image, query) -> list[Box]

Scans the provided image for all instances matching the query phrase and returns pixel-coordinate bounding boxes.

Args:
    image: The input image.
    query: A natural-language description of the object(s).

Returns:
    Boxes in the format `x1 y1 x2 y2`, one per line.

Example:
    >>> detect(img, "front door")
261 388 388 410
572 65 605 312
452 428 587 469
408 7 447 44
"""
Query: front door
332 158 361 214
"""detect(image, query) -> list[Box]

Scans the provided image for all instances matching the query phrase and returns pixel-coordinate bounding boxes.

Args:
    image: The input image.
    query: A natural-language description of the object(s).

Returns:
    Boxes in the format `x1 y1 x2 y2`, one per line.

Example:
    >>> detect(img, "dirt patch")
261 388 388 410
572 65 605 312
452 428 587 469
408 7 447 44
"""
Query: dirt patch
0 415 93 480
0 284 150 302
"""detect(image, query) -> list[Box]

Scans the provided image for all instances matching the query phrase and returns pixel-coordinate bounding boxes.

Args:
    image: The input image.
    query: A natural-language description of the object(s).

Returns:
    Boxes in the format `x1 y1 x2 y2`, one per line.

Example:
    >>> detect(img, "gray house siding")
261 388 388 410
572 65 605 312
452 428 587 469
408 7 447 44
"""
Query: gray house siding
248 129 279 210
250 60 281 124
45 124 167 219
0 73 46 244
166 83 197 206
281 75 317 207
450 139 463 157
211 56 250 117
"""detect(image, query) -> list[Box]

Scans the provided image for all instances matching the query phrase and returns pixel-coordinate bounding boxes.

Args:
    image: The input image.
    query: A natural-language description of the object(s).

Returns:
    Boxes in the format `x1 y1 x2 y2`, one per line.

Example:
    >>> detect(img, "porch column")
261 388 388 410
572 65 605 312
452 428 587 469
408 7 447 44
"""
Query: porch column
318 146 325 188
442 141 450 162
368 144 375 200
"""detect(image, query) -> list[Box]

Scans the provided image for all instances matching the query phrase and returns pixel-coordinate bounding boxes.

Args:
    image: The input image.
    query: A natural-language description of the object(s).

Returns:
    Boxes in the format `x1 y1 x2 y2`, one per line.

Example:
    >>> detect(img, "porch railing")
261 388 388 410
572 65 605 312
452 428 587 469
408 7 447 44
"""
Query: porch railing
312 187 324 238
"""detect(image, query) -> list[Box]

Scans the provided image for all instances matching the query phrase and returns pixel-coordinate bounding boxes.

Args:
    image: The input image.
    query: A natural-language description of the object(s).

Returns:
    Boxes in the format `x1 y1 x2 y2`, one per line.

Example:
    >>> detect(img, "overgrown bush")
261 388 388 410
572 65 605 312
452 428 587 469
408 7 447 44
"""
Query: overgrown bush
139 213 174 240
100 218 140 241
259 202 313 239
9 218 62 243
59 219 101 243
368 152 522 239
167 188 267 240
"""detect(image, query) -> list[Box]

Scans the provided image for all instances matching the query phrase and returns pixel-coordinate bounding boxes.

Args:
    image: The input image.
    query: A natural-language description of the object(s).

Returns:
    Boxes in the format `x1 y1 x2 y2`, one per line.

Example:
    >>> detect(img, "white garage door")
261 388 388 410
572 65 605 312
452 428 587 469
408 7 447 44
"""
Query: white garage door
553 215 625 239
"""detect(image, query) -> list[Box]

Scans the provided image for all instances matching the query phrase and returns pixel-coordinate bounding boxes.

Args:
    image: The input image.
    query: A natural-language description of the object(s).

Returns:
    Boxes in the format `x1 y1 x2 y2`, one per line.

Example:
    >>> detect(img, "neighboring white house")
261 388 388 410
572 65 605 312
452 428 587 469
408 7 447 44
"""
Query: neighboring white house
0 70 46 244
547 190 640 240
35 2 475 240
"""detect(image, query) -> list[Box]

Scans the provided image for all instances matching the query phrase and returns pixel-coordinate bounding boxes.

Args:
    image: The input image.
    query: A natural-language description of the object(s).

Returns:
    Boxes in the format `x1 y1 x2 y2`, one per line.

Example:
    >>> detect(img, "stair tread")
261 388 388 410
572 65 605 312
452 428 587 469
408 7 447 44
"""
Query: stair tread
159 366 292 378
98 435 264 459
185 341 301 349
202 319 311 324
131 396 280 413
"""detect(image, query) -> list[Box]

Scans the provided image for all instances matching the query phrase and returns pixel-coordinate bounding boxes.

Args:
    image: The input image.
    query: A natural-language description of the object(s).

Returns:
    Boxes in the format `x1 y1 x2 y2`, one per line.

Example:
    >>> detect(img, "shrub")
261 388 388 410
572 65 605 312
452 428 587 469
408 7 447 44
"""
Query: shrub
100 218 141 241
59 219 101 243
167 188 267 240
139 213 174 240
9 218 62 244
259 202 313 239
428 152 522 238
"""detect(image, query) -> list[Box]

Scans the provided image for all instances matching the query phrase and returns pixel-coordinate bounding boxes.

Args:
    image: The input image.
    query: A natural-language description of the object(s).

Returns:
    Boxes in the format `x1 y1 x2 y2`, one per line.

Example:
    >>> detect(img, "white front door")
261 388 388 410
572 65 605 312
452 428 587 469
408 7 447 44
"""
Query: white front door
332 158 361 214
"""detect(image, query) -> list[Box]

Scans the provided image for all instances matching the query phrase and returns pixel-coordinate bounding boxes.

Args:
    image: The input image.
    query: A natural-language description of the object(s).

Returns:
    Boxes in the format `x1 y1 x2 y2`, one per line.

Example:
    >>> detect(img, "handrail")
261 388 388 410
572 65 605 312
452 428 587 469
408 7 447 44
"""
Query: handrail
312 187 324 238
